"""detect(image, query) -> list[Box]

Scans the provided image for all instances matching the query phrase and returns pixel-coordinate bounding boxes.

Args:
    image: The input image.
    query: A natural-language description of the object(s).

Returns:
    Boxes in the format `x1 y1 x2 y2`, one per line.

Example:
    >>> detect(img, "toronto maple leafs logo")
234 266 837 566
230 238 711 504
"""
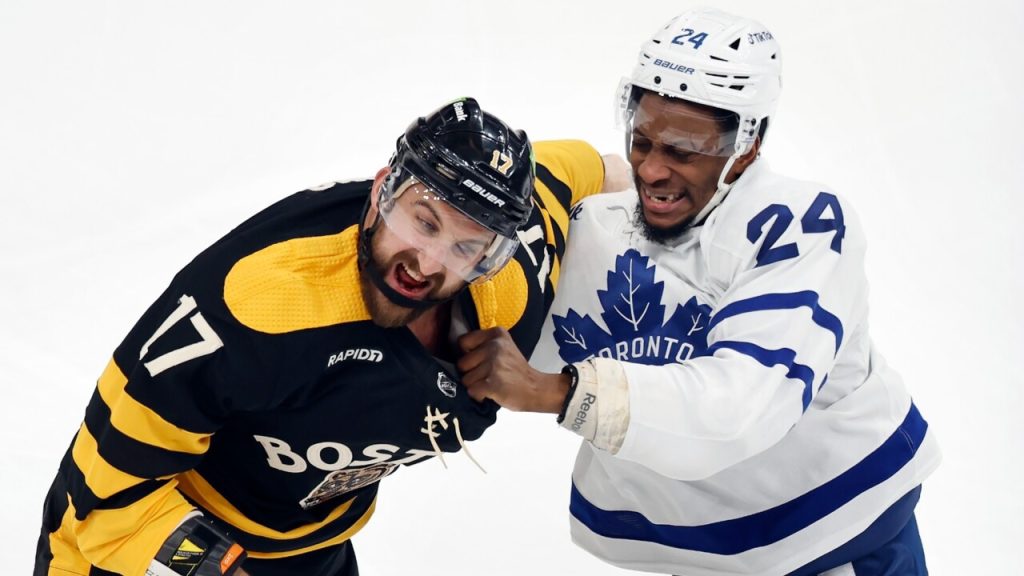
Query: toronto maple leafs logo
553 249 712 366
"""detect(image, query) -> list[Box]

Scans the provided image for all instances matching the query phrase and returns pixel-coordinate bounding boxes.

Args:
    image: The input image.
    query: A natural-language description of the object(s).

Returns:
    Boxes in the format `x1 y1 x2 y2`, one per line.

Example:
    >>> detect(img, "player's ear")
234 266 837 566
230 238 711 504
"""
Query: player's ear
736 137 760 170
728 137 761 181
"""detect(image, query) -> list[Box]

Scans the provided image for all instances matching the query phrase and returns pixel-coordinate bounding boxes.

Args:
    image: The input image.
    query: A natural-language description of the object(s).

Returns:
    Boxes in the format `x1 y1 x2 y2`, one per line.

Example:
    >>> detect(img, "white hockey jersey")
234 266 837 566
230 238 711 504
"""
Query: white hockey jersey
530 161 941 575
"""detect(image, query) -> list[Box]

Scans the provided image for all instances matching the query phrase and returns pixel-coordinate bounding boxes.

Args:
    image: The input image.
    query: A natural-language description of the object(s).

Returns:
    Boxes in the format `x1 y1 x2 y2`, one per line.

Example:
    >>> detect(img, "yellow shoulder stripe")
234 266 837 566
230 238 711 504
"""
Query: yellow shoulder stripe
224 225 370 334
97 358 211 455
469 257 528 329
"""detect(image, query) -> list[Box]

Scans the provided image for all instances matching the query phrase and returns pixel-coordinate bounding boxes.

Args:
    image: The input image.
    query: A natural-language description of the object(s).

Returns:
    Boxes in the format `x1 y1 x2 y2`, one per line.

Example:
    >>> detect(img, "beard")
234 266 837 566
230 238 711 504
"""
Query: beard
632 202 695 245
358 239 462 328
632 173 700 244
359 268 425 328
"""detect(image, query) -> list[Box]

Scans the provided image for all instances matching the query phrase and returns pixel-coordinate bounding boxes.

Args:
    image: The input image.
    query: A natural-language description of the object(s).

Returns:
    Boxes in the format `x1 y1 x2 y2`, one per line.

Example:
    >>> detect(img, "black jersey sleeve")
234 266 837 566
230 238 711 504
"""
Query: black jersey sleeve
50 268 268 575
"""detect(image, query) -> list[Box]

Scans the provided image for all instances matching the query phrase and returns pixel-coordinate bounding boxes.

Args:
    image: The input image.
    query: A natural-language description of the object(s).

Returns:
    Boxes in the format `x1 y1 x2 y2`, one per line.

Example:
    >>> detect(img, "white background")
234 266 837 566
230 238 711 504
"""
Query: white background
2 1 1021 574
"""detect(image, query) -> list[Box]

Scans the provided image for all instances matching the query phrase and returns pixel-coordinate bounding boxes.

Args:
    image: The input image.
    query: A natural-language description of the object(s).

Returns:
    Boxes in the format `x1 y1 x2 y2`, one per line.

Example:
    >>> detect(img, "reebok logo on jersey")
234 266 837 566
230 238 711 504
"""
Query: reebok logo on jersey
327 348 383 368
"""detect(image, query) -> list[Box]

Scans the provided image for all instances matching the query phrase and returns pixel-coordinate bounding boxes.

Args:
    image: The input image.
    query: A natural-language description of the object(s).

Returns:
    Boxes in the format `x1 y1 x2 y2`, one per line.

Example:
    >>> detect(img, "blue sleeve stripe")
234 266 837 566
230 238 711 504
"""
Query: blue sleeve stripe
708 341 814 410
569 403 928 555
708 291 844 354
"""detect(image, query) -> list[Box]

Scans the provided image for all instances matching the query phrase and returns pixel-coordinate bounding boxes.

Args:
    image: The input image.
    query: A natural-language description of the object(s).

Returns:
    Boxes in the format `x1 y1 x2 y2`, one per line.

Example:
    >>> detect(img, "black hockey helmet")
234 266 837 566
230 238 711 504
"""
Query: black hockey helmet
377 97 535 283
394 98 534 238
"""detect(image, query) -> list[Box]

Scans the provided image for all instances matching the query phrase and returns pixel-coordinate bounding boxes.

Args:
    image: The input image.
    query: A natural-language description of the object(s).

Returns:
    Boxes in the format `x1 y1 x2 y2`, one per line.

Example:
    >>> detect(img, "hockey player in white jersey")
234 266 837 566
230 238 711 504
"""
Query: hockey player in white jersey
457 7 940 575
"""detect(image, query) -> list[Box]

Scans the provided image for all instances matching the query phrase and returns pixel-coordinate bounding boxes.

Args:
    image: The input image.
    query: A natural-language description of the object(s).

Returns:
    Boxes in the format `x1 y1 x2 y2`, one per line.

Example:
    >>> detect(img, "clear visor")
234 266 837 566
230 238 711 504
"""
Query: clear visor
615 78 739 157
378 177 519 284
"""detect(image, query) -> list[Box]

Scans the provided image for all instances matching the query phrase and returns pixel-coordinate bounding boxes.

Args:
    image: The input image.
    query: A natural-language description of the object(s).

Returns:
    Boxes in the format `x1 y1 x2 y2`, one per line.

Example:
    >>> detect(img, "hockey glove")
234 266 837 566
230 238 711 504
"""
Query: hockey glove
146 512 246 576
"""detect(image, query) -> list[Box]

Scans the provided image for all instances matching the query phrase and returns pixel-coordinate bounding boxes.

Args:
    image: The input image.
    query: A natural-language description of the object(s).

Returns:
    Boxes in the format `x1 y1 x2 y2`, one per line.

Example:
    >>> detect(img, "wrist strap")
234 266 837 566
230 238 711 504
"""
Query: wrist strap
556 364 579 424
557 358 631 454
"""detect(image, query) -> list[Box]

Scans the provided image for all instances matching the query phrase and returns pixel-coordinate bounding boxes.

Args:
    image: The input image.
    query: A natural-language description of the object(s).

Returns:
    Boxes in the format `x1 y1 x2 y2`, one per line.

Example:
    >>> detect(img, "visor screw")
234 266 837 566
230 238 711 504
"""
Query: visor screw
455 193 466 203
481 212 491 221
654 75 662 85
679 83 688 92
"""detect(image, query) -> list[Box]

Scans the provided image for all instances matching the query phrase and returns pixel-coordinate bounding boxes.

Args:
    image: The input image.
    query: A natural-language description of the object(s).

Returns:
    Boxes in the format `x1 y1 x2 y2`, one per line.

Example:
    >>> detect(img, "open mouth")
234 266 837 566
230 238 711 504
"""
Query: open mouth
391 262 431 298
641 186 689 214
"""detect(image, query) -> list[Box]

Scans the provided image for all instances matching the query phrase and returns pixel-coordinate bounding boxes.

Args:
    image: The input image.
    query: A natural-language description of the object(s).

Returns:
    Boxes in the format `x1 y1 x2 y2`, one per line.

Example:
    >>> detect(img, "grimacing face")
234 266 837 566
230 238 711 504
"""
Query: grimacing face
359 173 493 327
629 92 740 241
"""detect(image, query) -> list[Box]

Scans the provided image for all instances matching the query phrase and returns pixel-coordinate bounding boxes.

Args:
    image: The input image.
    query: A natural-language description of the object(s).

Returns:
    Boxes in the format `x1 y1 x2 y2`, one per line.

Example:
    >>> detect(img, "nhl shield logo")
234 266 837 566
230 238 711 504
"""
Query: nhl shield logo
436 371 457 398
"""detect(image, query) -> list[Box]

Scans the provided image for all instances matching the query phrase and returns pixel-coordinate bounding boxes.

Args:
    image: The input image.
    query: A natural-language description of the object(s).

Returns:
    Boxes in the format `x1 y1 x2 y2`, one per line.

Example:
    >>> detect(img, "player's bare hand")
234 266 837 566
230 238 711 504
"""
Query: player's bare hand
457 327 569 413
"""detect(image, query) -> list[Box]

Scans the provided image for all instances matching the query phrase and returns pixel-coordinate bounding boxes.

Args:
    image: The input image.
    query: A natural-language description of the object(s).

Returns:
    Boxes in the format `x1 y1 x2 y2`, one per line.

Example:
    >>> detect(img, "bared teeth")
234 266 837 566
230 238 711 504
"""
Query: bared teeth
396 263 427 291
645 189 680 202
401 263 423 282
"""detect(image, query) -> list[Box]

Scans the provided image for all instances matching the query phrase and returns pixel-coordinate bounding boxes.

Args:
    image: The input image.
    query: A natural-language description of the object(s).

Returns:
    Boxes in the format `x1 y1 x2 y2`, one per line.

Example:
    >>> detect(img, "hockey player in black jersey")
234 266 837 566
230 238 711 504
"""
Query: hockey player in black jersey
34 98 611 575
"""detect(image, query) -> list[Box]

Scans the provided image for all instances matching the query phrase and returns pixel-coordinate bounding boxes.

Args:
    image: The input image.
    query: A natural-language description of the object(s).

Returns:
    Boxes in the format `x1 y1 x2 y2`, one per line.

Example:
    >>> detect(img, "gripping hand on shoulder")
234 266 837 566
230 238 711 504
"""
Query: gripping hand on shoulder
457 327 570 414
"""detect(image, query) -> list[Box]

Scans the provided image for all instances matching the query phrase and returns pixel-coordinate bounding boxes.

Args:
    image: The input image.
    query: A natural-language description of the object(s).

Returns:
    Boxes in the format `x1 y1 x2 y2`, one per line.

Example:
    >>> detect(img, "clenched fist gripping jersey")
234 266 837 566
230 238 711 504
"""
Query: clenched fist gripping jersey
39 141 604 575
531 161 941 575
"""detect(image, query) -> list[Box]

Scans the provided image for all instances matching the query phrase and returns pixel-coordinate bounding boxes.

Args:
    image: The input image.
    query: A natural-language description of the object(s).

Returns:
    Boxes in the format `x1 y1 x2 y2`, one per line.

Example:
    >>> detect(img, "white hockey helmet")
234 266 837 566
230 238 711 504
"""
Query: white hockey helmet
618 7 782 156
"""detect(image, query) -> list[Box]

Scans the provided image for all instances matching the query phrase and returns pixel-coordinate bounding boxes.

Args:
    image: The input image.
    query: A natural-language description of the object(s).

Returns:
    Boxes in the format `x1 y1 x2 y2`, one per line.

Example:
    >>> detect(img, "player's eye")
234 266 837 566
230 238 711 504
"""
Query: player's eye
452 241 480 260
416 217 438 236
667 146 695 162
632 134 652 152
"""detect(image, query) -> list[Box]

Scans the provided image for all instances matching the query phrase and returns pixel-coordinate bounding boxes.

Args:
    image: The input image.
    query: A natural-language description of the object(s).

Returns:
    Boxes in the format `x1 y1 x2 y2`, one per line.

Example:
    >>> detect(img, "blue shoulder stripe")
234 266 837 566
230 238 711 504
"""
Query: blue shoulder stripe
707 341 814 410
570 403 928 555
708 291 843 354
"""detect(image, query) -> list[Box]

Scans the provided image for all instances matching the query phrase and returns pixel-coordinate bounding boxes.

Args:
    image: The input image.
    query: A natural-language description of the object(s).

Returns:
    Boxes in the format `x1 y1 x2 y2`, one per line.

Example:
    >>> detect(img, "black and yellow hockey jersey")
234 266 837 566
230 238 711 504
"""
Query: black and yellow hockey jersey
37 140 605 575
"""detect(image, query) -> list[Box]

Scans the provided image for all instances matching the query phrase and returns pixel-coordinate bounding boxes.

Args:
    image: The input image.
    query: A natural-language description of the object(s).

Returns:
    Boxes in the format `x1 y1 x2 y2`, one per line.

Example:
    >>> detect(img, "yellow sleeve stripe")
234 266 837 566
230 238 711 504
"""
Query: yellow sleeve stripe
71 423 147 500
176 470 369 543
97 359 211 455
70 483 195 576
46 495 92 575
550 252 562 294
534 179 567 241
534 140 606 207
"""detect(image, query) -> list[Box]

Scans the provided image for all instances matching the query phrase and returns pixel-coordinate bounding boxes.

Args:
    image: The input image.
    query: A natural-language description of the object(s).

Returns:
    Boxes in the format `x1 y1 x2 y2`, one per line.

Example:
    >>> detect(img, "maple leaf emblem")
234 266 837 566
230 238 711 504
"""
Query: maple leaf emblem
552 249 712 366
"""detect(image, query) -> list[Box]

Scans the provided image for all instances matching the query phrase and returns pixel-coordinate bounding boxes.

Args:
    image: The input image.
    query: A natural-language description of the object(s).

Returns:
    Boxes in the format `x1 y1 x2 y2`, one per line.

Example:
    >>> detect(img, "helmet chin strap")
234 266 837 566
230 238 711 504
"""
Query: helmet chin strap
358 196 456 312
692 119 759 226
691 153 739 226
